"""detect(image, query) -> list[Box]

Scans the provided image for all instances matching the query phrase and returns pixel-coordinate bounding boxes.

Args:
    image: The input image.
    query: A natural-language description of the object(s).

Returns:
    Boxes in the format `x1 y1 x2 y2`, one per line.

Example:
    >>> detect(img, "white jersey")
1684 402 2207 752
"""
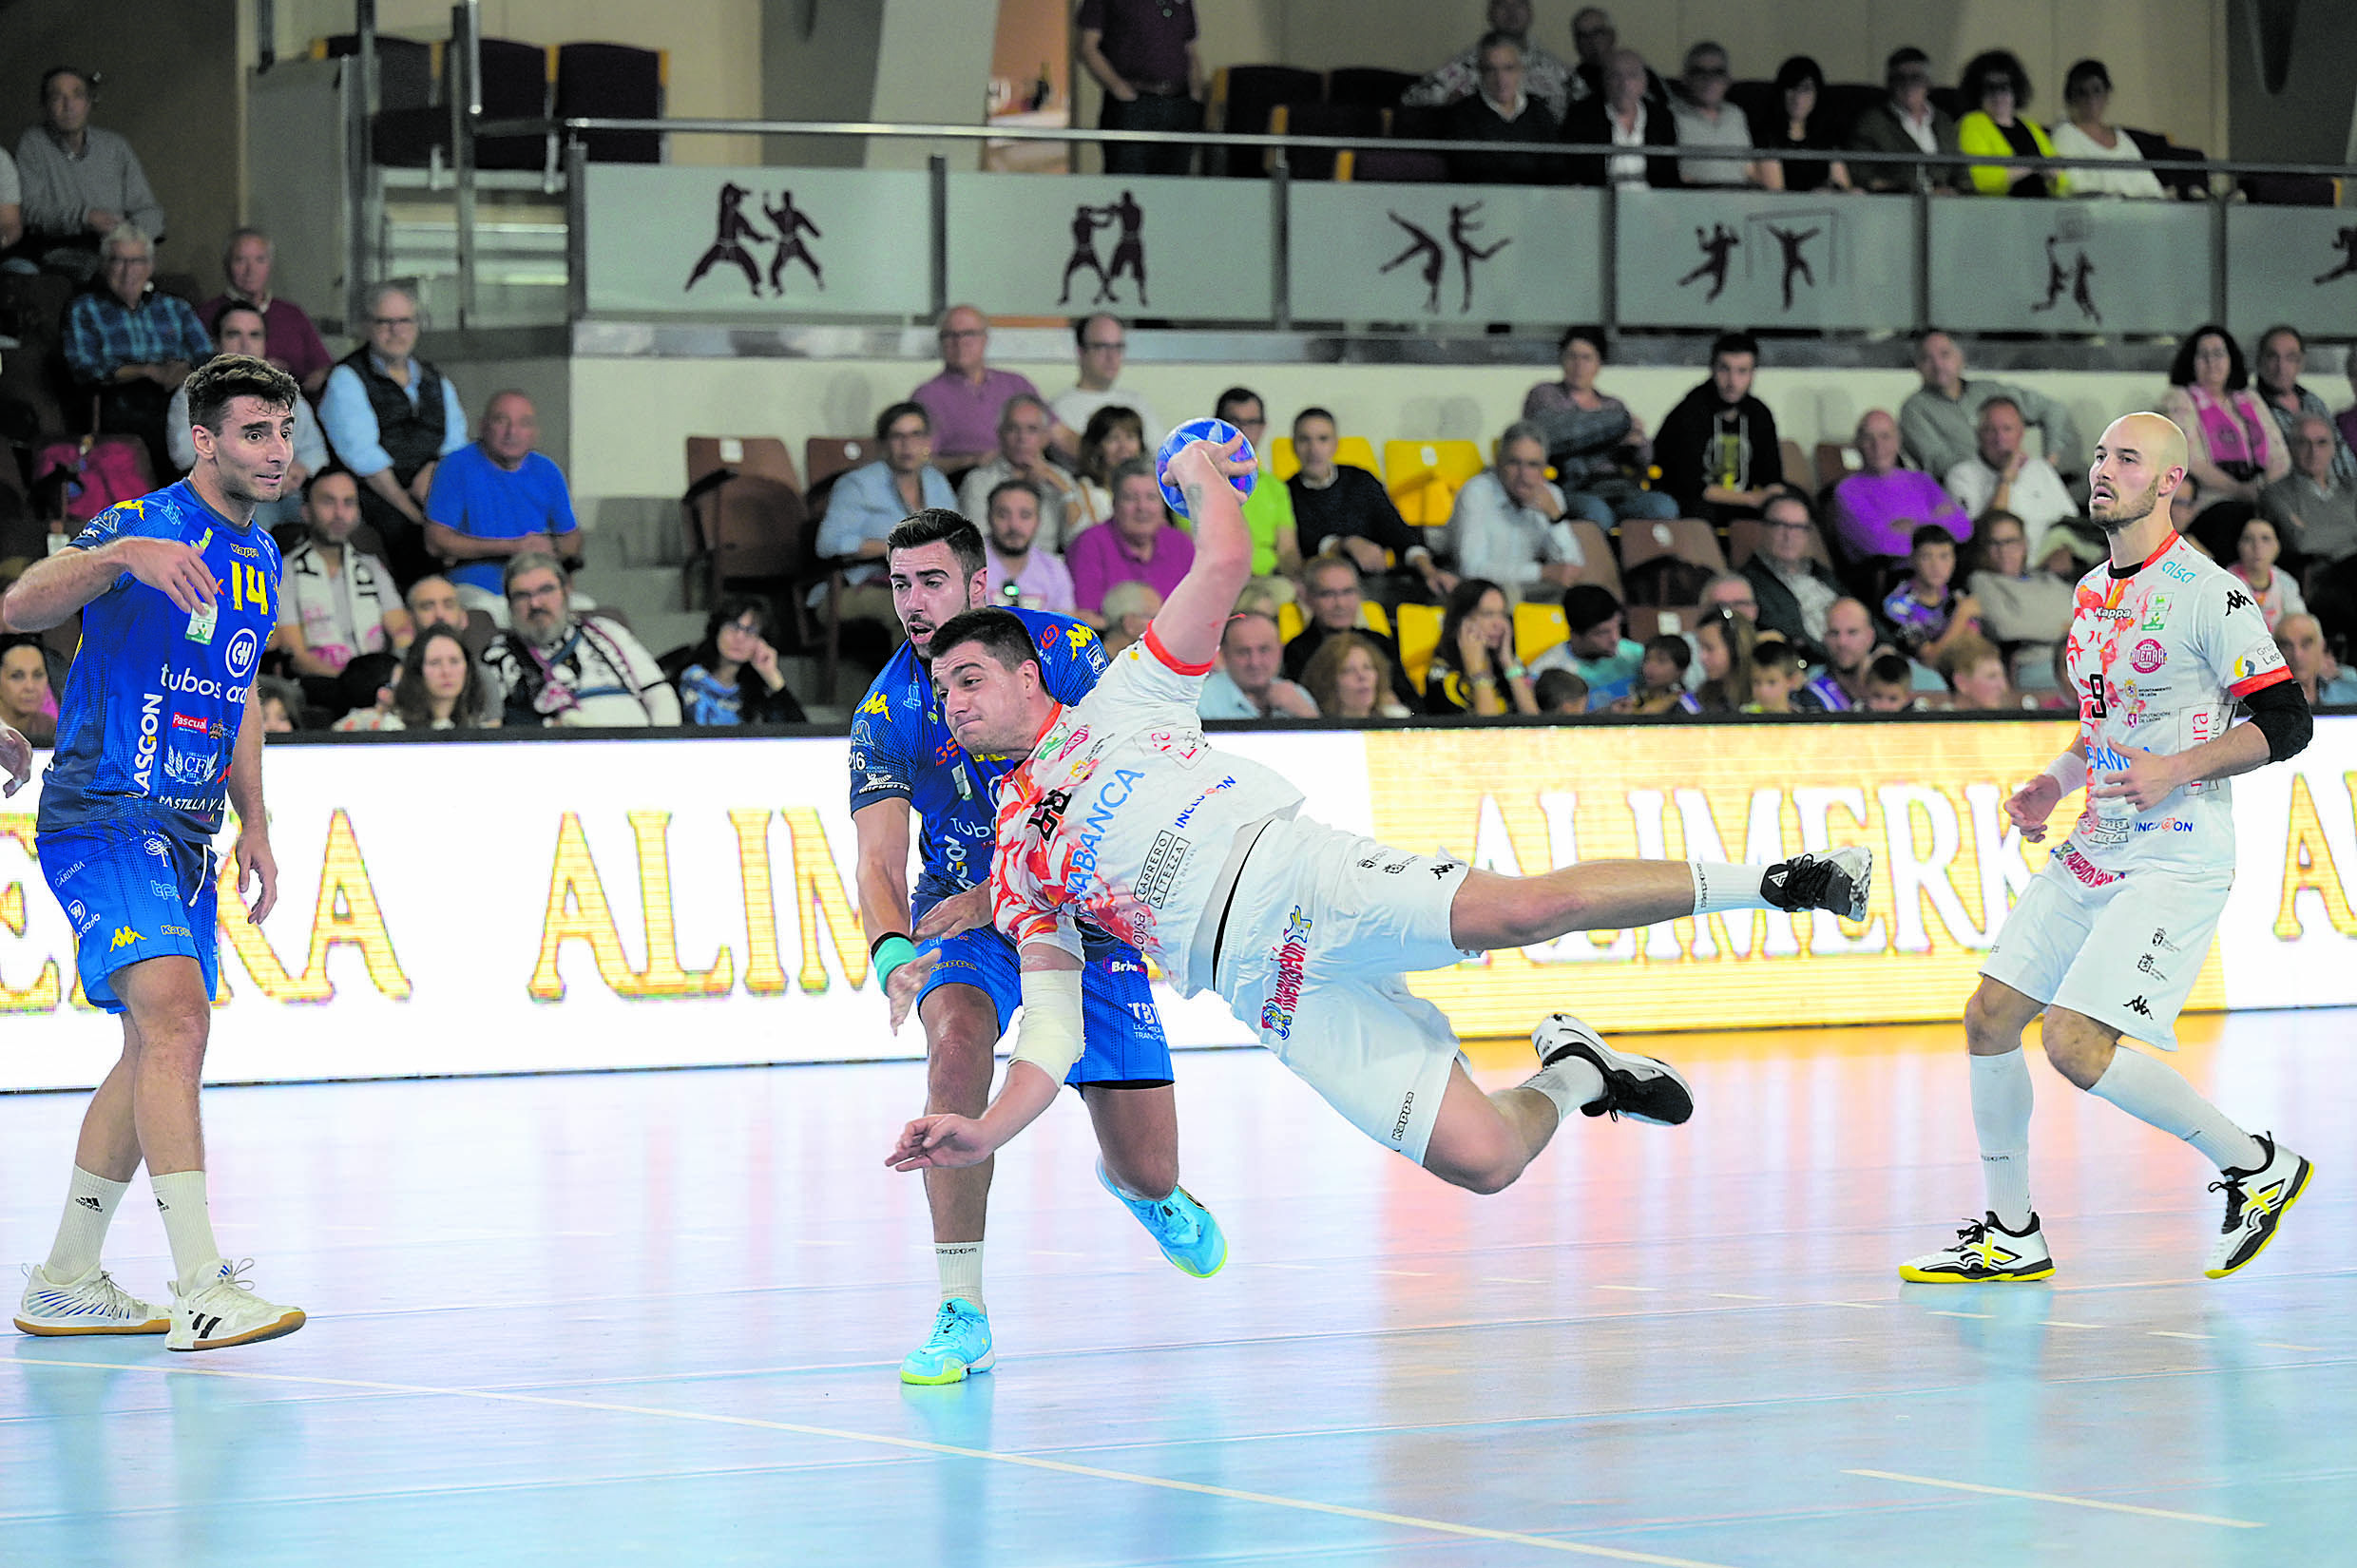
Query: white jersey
987 629 1305 994
2057 533 2289 880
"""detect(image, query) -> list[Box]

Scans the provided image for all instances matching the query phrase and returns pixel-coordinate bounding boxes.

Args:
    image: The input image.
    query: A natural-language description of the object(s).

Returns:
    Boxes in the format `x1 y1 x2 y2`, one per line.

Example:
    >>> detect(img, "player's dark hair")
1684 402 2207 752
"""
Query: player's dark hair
2170 323 2250 391
1867 651 1914 686
1557 324 1606 358
930 606 1042 676
1214 385 1262 421
1908 523 1958 554
186 354 298 436
885 508 987 581
1709 331 1760 365
985 477 1044 520
874 400 930 443
1562 583 1622 634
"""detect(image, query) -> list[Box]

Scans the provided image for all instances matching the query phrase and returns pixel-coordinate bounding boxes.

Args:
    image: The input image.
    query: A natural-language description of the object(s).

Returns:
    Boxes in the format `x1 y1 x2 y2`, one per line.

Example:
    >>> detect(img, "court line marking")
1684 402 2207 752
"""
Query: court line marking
19 1357 1737 1568
1927 1310 1989 1320
1844 1469 2263 1528
2149 1330 2211 1341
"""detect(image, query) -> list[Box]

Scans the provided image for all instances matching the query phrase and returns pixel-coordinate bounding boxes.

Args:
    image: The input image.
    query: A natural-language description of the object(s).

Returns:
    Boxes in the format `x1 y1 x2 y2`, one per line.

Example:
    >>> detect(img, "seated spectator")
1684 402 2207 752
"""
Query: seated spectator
1098 580 1160 659
2229 514 2306 632
13 67 163 277
2162 324 2289 521
402 572 495 660
1957 50 2060 197
1965 509 2073 688
1534 668 1590 715
485 552 680 727
1199 610 1318 721
1449 422 1591 602
1302 630 1411 720
1830 408 1970 568
1795 596 1878 711
1668 42 1761 188
1066 457 1194 624
2277 614 2357 705
1685 607 1758 712
675 597 808 726
2051 61 2165 201
1861 650 1926 711
2340 355 2357 460
423 390 582 619
199 229 334 396
1612 635 1691 714
1743 638 1802 713
1562 48 1677 188
1050 314 1161 460
1759 55 1850 192
911 305 1039 468
1285 555 1419 709
1214 387 1299 579
1740 492 1840 659
273 470 410 688
338 624 499 733
254 675 305 733
1847 47 1962 193
1698 570 1759 623
815 402 957 631
1880 524 1983 662
1288 408 1449 600
1944 397 2090 569
2263 414 2357 567
0 635 56 747
0 145 19 253
63 224 211 480
1940 632 2024 712
2254 326 2355 487
957 392 1082 551
1424 578 1536 716
1447 34 1562 185
983 478 1077 614
1655 331 1786 524
1565 9 1664 108
1405 0 1574 122
1901 329 2082 484
319 282 469 585
1072 403 1144 529
1521 326 1677 524
1530 583 1640 704
166 302 326 528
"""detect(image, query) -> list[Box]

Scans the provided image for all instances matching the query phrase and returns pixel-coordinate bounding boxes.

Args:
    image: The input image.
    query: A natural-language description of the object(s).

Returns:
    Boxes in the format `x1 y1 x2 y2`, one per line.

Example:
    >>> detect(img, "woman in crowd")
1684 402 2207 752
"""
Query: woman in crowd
0 635 57 748
1424 578 1537 717
1758 55 1851 193
1071 405 1145 531
1682 607 1757 713
2229 513 2307 632
2163 324 2290 519
1520 326 1677 525
1302 630 1410 720
1964 509 2073 690
676 597 808 726
1956 49 2060 197
381 625 498 731
2049 60 2165 200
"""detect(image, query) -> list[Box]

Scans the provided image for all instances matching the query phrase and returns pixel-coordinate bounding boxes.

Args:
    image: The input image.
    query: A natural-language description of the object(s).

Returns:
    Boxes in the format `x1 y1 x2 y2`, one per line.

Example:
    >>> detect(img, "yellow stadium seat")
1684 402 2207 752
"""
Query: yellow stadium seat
1394 602 1443 693
1277 600 1306 641
1515 602 1569 665
1267 435 1378 485
1384 439 1485 526
1360 602 1392 639
1267 436 1299 482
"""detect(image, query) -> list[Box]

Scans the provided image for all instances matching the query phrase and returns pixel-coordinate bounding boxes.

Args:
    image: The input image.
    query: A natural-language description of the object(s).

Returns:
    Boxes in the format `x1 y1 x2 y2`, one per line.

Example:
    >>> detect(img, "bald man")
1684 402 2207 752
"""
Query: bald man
1903 413 2314 1286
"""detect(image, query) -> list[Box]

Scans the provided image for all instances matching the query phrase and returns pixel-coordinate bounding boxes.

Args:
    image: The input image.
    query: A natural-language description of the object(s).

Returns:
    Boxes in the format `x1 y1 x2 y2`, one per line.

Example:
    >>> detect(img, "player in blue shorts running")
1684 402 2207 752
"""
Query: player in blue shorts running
4 354 308 1352
852 510 1221 1385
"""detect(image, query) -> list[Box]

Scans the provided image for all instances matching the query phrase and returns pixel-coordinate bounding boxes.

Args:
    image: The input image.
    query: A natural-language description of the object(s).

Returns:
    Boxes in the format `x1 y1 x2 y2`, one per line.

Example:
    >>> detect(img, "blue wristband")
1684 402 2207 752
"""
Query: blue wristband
873 933 919 984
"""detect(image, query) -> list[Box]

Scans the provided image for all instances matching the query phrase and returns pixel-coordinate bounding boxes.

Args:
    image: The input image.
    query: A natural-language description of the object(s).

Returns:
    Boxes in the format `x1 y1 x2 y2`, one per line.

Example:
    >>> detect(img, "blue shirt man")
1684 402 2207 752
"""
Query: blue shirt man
424 391 580 604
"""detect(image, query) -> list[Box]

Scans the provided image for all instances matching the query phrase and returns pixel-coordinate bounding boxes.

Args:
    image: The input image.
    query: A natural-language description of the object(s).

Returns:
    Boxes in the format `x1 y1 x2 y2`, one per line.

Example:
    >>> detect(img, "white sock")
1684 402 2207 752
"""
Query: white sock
2088 1049 2265 1173
936 1241 984 1309
1519 1056 1606 1120
1690 861 1771 915
1969 1052 2035 1231
43 1166 131 1282
150 1170 224 1292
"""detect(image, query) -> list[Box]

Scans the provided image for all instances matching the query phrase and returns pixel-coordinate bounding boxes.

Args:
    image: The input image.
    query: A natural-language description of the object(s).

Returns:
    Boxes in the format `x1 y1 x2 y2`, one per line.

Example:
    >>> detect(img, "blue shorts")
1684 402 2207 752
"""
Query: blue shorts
40 824 218 1015
913 895 1171 1086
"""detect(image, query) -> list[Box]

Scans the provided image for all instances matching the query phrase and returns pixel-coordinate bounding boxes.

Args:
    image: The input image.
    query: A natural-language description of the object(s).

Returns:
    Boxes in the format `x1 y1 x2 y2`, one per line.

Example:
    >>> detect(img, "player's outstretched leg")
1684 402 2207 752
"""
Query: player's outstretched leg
1900 978 2055 1283
1420 1016 1693 1195
903 985 1000 1386
1084 1086 1226 1278
15 1024 166 1337
1447 849 1871 954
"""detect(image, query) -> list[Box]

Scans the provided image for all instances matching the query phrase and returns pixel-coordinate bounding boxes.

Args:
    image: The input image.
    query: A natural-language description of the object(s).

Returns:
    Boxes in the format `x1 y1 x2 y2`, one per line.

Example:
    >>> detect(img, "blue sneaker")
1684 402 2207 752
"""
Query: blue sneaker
1098 1162 1228 1278
900 1297 994 1385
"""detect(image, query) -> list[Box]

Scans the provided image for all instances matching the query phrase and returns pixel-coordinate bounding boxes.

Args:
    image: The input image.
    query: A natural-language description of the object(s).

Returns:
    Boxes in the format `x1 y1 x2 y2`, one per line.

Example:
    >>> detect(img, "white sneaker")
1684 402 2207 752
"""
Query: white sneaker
1898 1213 2056 1283
1533 1013 1694 1126
2205 1133 2312 1279
166 1259 305 1351
15 1262 169 1336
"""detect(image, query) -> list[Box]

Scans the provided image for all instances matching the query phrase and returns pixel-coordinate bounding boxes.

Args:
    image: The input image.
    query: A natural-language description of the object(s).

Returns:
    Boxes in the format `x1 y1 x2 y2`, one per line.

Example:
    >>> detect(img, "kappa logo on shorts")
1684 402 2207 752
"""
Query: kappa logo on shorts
2125 995 2155 1019
108 927 142 950
1259 908 1313 1042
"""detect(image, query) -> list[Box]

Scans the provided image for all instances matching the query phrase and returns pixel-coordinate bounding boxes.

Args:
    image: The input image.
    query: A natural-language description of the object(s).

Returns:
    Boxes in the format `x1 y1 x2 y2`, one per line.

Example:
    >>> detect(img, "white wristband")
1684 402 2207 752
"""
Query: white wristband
1008 967 1085 1083
2042 753 2083 794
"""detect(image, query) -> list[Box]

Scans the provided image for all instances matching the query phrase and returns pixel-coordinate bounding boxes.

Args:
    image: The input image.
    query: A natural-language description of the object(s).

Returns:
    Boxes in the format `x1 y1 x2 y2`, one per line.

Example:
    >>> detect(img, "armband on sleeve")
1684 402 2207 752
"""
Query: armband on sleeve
1007 966 1085 1084
2242 678 2312 763
872 932 918 985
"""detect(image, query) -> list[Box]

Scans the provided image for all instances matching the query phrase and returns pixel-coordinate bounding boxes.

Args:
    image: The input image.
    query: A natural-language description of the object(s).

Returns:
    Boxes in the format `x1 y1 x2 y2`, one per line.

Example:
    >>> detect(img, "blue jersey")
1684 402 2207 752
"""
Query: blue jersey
37 481 282 844
849 608 1108 907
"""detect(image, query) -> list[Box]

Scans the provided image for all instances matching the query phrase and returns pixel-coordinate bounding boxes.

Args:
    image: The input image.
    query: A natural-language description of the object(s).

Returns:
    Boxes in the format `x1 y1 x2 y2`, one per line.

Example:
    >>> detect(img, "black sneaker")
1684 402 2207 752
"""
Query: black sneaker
1533 1013 1693 1126
1764 847 1874 922
2205 1133 2311 1279
1899 1212 2056 1282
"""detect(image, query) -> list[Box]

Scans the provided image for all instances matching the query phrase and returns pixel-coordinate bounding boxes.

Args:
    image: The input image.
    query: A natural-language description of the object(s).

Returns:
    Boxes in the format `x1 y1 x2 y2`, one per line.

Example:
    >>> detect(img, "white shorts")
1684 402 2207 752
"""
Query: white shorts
1212 817 1477 1163
1981 849 2231 1050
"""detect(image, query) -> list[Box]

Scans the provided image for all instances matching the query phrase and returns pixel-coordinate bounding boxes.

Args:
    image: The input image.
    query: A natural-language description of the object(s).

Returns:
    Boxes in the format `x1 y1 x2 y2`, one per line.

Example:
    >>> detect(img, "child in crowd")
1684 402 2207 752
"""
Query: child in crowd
1880 524 1981 660
1743 637 1803 714
1533 668 1589 715
2228 513 2306 632
1862 651 1924 712
1616 635 1693 714
1938 631 2026 711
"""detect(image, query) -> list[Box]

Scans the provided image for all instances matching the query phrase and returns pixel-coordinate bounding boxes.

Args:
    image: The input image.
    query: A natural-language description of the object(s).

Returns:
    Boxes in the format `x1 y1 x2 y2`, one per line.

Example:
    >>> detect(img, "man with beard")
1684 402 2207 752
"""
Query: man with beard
481 552 678 726
850 508 1220 1385
1795 597 1878 711
1901 413 2314 1286
980 479 1075 615
271 470 410 695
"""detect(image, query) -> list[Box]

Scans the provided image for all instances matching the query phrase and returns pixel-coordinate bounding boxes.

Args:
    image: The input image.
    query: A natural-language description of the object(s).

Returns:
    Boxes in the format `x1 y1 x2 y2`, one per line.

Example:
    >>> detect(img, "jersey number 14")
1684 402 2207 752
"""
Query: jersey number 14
227 561 271 616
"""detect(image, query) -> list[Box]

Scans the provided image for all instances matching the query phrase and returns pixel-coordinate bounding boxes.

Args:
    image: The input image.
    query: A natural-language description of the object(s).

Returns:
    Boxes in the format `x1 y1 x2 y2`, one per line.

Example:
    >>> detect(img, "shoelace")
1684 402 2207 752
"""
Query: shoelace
1950 1216 1993 1247
924 1300 976 1344
1153 1197 1201 1244
193 1258 261 1301
2207 1176 2249 1233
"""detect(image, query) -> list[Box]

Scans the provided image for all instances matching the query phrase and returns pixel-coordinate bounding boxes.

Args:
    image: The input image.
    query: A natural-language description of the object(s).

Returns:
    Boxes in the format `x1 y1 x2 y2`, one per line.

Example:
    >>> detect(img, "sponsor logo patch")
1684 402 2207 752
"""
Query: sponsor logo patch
108 927 142 950
1259 908 1313 1042
169 712 207 734
1137 831 1191 908
2132 639 2166 674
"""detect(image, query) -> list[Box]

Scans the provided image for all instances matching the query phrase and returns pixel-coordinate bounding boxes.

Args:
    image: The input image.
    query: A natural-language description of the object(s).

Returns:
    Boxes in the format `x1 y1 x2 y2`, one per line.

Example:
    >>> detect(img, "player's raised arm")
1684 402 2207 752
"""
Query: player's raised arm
887 941 1083 1170
3 530 220 631
1146 435 1257 672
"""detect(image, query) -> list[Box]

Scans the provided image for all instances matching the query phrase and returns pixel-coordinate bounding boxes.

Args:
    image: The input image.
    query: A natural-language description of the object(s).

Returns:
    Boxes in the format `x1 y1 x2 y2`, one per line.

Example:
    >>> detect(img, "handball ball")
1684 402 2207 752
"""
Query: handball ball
1156 417 1256 517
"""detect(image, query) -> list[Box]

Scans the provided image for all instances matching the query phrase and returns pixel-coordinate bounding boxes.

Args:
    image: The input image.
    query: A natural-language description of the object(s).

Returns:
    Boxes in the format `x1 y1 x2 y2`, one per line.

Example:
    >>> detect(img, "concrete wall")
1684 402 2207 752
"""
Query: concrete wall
2225 0 2357 164
760 0 887 168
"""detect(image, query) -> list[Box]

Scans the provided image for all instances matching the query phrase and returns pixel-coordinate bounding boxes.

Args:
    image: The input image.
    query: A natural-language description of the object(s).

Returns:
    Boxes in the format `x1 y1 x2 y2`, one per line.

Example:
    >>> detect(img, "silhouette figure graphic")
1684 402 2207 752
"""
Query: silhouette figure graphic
1678 223 1739 302
1380 212 1447 312
2314 226 2357 285
1058 204 1113 305
2032 235 2071 313
2069 251 2099 323
1764 224 1820 311
1102 189 1149 306
1447 202 1511 314
2032 235 2100 322
763 191 825 294
686 182 768 296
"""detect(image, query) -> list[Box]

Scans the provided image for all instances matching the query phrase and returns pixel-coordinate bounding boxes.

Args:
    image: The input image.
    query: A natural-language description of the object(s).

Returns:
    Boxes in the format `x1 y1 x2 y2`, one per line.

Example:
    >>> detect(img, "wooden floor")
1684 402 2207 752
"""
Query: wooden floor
2 1010 2350 1567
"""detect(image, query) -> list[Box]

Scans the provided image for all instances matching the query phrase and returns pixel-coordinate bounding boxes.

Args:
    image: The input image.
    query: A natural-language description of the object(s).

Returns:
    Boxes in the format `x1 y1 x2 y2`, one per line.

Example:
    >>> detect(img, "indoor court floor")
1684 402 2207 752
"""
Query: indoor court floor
1 1008 2349 1567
